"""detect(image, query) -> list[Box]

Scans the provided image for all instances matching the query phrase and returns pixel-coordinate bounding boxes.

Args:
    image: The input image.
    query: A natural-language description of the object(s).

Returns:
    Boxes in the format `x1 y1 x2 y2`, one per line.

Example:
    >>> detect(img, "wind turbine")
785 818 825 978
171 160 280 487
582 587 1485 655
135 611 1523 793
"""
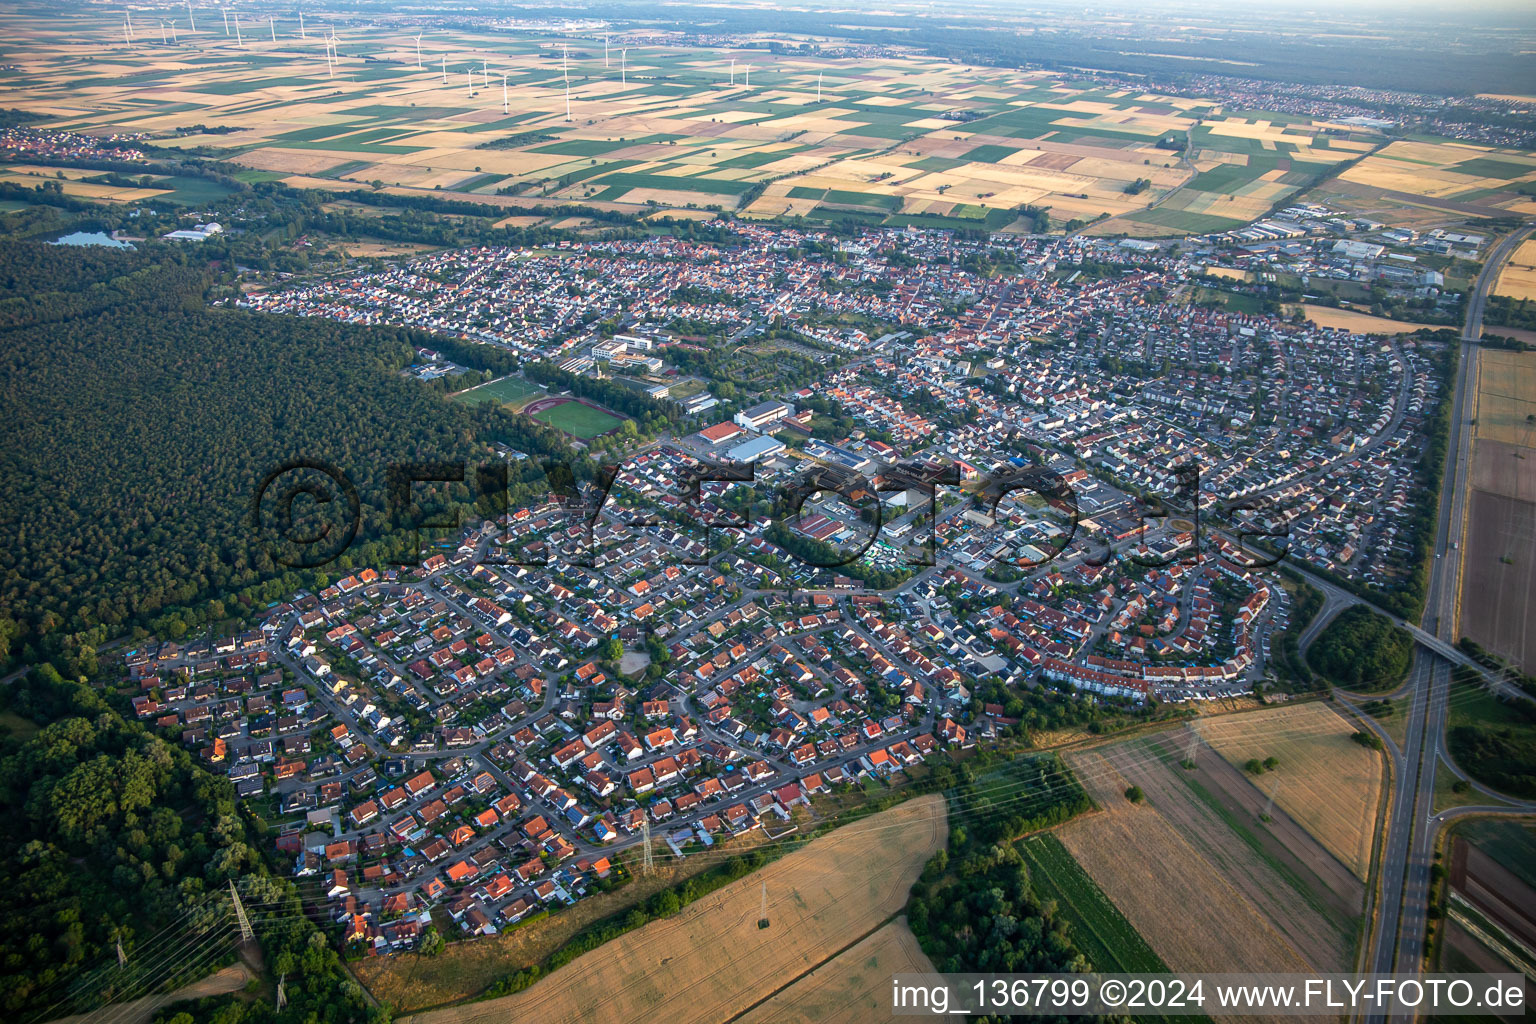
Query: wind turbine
235 16 244 48
482 58 489 90
817 71 822 103
269 15 275 42
441 53 447 86
123 15 131 45
299 11 306 39
502 72 508 114
414 31 422 69
160 21 168 44
171 20 178 42
324 38 334 77
730 57 735 87
466 67 473 97
563 45 572 121
604 34 609 68
186 1 195 32
620 47 627 87
743 64 749 88
222 7 228 35
126 8 134 40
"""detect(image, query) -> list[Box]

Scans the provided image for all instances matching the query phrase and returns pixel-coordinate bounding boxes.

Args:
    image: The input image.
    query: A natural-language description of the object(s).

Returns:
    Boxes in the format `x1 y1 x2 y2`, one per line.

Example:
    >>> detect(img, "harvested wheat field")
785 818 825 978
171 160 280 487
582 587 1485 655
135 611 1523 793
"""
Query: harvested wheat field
737 919 935 1024
406 794 947 1024
1495 240 1536 301
1060 730 1361 979
1195 702 1384 878
1302 305 1442 334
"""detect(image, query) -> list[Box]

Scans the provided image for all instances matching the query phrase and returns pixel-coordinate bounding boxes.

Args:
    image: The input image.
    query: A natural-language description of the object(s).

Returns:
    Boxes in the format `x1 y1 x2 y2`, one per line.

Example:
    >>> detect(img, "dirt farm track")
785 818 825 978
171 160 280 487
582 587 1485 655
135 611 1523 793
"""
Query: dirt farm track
405 795 947 1024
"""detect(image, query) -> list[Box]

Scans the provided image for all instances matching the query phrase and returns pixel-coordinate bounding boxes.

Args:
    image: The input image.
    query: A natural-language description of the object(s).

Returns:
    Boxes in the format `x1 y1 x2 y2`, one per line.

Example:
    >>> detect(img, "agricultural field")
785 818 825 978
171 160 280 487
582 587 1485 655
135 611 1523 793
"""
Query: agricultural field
1460 347 1536 672
1494 239 1536 302
404 795 947 1024
0 6 1407 234
1329 139 1536 221
1089 120 1379 237
736 919 935 1024
1299 305 1446 335
1059 727 1363 979
1017 834 1167 975
1442 835 1536 996
449 374 546 410
1456 818 1536 891
1194 702 1385 879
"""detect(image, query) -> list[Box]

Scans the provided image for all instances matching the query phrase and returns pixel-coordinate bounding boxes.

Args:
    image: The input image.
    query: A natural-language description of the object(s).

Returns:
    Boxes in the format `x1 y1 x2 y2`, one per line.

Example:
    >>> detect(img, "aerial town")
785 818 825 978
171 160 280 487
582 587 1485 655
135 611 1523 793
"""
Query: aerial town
4 1 1534 1019
100 210 1455 952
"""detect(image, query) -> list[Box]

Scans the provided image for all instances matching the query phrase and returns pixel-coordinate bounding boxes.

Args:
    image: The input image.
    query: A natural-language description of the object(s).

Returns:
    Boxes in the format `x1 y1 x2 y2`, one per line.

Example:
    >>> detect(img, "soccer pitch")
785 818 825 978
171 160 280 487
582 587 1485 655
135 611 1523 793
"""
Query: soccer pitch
528 399 626 439
449 375 545 409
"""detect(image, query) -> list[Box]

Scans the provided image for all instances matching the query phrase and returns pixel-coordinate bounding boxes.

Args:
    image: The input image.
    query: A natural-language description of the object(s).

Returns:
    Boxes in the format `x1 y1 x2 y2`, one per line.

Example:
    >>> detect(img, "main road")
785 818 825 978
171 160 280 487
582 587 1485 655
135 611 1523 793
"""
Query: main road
1362 222 1532 1019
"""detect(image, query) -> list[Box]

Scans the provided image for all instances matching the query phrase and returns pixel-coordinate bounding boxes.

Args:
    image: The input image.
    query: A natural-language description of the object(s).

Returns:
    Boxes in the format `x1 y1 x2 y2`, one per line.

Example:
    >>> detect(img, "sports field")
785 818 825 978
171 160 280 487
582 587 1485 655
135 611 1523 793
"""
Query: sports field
450 375 546 409
525 397 626 438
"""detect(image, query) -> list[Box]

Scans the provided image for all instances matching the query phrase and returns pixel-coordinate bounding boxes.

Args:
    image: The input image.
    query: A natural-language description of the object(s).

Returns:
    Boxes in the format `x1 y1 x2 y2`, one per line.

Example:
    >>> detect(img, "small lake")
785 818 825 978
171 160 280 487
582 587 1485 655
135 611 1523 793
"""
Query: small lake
51 231 135 249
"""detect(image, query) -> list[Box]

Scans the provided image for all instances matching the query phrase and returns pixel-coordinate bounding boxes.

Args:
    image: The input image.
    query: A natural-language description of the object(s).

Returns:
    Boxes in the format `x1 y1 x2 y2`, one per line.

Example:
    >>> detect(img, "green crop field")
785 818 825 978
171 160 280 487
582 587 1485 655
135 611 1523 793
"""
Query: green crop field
1123 207 1247 233
529 399 626 438
964 143 1018 163
1019 835 1163 973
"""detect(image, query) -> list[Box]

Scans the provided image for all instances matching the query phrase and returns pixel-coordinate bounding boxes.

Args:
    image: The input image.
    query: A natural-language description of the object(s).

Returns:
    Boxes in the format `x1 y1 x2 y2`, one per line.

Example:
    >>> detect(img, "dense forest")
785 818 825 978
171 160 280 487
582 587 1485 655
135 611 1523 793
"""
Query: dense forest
1305 605 1414 692
0 669 381 1024
0 240 580 673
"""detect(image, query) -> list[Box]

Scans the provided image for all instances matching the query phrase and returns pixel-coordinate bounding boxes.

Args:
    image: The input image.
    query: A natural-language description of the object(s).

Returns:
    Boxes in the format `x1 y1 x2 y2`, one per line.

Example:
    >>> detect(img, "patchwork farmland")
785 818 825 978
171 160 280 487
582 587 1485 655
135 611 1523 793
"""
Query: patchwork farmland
3 5 1506 236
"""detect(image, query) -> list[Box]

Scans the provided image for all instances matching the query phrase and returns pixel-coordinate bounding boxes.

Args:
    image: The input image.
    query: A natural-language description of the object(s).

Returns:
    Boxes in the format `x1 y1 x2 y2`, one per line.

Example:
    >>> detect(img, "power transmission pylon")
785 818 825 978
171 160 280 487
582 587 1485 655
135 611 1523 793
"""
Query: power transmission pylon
641 818 653 876
116 937 127 968
230 881 255 943
757 879 769 929
276 973 287 1011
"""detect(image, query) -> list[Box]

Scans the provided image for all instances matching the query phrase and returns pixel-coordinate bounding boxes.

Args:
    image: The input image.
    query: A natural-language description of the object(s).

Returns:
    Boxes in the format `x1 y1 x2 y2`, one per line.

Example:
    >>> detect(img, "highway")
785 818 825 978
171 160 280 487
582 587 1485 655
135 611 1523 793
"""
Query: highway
1360 221 1533 1020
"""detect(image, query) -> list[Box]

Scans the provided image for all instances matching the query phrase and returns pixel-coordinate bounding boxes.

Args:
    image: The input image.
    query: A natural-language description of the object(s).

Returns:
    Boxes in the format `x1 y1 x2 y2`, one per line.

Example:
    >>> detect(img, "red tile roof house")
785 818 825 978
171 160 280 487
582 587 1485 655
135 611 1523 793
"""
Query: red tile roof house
771 782 807 818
